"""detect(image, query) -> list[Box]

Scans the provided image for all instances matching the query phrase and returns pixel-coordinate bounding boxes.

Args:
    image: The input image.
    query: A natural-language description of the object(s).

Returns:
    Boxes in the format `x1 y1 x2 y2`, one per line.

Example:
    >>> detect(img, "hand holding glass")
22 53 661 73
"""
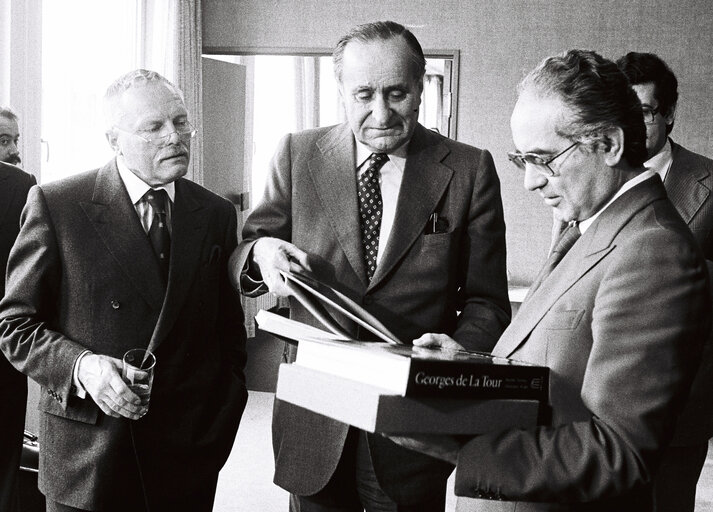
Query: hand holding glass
122 349 156 413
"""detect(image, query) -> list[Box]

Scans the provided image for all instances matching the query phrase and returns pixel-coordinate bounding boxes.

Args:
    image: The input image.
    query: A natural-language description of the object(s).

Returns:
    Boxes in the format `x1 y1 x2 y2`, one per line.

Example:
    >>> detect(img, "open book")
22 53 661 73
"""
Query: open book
278 269 402 345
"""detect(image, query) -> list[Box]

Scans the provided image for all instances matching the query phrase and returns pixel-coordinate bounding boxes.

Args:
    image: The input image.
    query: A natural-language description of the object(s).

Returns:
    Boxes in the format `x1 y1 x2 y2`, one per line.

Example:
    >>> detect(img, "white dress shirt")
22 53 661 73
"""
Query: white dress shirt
643 138 673 183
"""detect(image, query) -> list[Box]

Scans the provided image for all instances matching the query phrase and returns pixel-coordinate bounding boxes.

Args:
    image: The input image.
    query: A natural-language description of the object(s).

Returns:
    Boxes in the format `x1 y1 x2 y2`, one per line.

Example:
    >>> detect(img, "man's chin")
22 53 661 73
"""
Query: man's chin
360 134 409 153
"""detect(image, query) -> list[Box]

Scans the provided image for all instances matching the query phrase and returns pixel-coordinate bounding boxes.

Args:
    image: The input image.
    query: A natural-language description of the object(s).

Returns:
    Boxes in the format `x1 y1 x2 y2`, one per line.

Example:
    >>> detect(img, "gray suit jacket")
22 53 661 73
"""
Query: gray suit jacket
0 160 248 510
232 123 511 505
664 140 713 446
454 177 710 511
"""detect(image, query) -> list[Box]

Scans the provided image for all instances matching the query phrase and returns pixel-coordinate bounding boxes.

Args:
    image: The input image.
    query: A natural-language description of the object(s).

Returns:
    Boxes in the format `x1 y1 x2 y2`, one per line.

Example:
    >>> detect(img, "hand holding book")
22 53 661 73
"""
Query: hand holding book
249 237 313 297
413 332 466 352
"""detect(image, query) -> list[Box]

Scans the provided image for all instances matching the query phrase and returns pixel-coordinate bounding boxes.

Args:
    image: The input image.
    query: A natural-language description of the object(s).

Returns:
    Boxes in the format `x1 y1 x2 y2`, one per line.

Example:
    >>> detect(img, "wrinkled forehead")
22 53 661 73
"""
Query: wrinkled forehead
341 38 419 85
510 89 578 153
111 82 188 125
0 116 20 136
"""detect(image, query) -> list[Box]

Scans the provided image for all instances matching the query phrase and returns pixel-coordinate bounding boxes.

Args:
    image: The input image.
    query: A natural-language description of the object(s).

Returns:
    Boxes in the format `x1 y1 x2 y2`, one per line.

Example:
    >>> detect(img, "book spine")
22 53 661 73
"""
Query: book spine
404 360 549 401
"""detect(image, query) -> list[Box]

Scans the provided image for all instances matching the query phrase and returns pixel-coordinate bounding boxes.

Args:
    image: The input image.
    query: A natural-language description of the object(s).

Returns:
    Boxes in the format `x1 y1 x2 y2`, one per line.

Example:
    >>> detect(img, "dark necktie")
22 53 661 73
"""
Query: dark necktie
358 153 388 281
527 222 581 297
144 189 171 282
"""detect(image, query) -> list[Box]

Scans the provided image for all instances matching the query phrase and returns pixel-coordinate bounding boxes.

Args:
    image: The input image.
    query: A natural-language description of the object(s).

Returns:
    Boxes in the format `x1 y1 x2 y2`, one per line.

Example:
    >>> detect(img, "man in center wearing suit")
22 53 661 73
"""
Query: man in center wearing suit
0 70 248 511
230 20 511 512
617 50 713 512
395 50 711 511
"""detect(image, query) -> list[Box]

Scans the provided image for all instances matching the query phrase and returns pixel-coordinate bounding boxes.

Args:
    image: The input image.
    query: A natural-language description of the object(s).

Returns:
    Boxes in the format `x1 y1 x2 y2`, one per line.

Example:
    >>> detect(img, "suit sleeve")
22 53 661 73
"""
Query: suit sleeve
229 133 294 296
451 149 511 351
0 186 86 406
220 201 248 382
454 228 710 502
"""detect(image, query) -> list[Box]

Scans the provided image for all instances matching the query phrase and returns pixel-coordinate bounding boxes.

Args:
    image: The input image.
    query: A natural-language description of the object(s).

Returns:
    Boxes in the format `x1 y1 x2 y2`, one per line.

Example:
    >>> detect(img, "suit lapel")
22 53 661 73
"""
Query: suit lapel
370 126 453 287
309 124 367 284
493 176 666 358
148 179 209 353
666 141 710 225
80 160 165 311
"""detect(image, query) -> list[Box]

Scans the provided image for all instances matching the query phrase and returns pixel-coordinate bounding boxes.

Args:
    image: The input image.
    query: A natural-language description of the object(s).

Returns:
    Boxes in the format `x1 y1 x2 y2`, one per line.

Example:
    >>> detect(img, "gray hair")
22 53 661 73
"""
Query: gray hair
103 69 184 130
333 21 426 85
518 49 647 168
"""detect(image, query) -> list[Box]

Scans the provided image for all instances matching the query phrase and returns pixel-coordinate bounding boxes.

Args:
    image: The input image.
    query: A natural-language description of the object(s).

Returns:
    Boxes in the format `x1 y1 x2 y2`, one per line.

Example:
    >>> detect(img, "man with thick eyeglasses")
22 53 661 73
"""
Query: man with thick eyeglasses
390 49 710 511
618 51 713 512
0 69 248 512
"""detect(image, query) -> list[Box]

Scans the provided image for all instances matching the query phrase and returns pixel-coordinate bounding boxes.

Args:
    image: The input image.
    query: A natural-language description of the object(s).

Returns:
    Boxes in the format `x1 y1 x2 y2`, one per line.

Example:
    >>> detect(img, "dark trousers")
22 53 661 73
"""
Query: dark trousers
0 367 27 512
653 442 709 512
291 428 446 512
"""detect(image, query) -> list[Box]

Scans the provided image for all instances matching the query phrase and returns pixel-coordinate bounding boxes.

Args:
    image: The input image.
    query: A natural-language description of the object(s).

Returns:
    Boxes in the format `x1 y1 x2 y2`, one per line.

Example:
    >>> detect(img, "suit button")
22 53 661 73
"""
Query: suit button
111 300 120 310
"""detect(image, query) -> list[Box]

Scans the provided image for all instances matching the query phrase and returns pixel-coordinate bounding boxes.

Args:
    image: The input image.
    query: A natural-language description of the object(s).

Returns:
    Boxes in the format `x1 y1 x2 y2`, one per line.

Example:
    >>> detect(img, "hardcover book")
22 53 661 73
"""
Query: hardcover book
256 309 549 401
275 363 544 434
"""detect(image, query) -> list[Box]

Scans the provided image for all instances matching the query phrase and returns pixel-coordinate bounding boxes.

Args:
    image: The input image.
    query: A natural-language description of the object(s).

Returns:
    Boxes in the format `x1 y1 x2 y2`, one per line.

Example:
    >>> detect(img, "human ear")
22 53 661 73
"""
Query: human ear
105 130 120 154
601 126 625 167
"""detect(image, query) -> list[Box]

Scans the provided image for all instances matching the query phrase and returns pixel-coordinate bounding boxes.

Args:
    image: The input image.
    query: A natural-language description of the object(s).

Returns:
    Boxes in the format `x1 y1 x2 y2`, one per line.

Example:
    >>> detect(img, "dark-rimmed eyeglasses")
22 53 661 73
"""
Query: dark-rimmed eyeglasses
641 106 660 124
114 122 196 147
507 141 580 177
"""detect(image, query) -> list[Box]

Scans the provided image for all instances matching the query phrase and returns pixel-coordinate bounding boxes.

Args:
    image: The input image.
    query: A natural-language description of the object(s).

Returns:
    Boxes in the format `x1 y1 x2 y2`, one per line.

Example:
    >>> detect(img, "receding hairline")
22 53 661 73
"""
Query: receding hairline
103 71 186 130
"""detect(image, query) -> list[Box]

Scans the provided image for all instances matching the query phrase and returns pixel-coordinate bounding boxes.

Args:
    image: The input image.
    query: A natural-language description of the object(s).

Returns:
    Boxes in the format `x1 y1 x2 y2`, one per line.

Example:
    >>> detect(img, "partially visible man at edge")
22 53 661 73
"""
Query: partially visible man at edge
392 49 710 511
0 70 247 512
0 106 22 166
0 104 36 512
618 50 713 512
230 20 510 512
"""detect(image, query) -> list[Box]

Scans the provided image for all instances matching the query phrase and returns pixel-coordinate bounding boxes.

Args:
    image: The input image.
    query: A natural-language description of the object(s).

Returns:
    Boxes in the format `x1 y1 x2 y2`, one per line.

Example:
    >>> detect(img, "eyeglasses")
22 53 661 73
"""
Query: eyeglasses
507 141 580 177
114 121 196 147
641 106 660 124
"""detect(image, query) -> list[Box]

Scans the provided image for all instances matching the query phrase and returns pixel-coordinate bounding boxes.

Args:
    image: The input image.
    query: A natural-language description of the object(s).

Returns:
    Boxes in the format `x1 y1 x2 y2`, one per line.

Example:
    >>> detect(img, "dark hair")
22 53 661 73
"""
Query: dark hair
616 52 678 134
519 49 647 168
333 21 426 84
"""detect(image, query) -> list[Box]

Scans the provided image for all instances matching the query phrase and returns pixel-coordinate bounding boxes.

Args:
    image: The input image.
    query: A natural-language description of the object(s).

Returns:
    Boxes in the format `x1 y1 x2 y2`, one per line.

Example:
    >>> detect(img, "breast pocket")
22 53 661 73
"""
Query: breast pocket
542 309 585 330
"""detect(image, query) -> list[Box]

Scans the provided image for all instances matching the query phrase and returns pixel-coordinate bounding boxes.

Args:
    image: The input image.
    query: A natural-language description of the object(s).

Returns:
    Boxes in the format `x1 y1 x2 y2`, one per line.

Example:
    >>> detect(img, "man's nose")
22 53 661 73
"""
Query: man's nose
371 96 392 124
523 165 547 191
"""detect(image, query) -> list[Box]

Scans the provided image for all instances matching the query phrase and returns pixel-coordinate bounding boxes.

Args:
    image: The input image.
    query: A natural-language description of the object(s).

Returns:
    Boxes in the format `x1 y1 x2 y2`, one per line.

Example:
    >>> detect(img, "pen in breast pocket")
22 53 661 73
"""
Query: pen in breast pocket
431 212 438 233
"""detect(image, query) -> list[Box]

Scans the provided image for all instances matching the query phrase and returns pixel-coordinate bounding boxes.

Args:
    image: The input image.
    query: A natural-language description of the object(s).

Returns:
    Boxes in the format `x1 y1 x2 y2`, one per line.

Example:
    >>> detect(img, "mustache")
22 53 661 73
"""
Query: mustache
3 155 21 165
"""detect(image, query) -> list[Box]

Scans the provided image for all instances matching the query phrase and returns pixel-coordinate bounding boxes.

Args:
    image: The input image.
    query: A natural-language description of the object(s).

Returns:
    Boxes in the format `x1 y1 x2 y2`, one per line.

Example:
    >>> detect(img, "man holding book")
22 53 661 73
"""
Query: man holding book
393 50 711 511
231 20 511 512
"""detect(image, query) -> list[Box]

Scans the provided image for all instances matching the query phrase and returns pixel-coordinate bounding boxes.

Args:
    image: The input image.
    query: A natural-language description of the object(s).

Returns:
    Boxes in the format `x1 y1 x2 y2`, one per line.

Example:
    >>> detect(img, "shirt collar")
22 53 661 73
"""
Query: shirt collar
116 155 176 204
355 139 408 172
643 138 673 179
578 170 655 234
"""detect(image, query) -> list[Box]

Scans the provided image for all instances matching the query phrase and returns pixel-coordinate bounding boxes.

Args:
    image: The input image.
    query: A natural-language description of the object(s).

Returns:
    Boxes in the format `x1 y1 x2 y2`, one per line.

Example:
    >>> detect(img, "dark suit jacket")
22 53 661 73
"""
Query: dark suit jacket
0 160 248 510
454 177 710 511
0 162 36 512
232 123 511 505
664 140 713 446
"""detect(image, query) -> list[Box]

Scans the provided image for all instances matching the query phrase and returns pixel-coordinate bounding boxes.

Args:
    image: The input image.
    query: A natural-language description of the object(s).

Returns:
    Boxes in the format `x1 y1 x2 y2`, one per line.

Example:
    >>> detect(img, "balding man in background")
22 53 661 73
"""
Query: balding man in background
0 104 36 511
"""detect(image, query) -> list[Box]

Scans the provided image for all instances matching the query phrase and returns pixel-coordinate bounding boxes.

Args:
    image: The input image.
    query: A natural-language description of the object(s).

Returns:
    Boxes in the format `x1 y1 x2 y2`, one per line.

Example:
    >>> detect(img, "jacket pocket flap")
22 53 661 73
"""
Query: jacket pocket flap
542 309 585 330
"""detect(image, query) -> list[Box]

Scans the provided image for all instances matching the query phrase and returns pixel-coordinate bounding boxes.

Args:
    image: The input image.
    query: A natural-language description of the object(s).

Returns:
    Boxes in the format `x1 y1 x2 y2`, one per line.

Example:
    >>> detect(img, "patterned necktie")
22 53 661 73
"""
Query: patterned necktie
527 222 581 297
144 189 171 282
358 153 388 281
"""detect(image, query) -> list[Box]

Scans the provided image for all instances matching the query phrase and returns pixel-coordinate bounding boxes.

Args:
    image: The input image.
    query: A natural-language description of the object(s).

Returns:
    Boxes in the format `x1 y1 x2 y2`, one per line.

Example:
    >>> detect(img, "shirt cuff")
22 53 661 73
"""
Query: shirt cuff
72 350 92 399
241 256 268 296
